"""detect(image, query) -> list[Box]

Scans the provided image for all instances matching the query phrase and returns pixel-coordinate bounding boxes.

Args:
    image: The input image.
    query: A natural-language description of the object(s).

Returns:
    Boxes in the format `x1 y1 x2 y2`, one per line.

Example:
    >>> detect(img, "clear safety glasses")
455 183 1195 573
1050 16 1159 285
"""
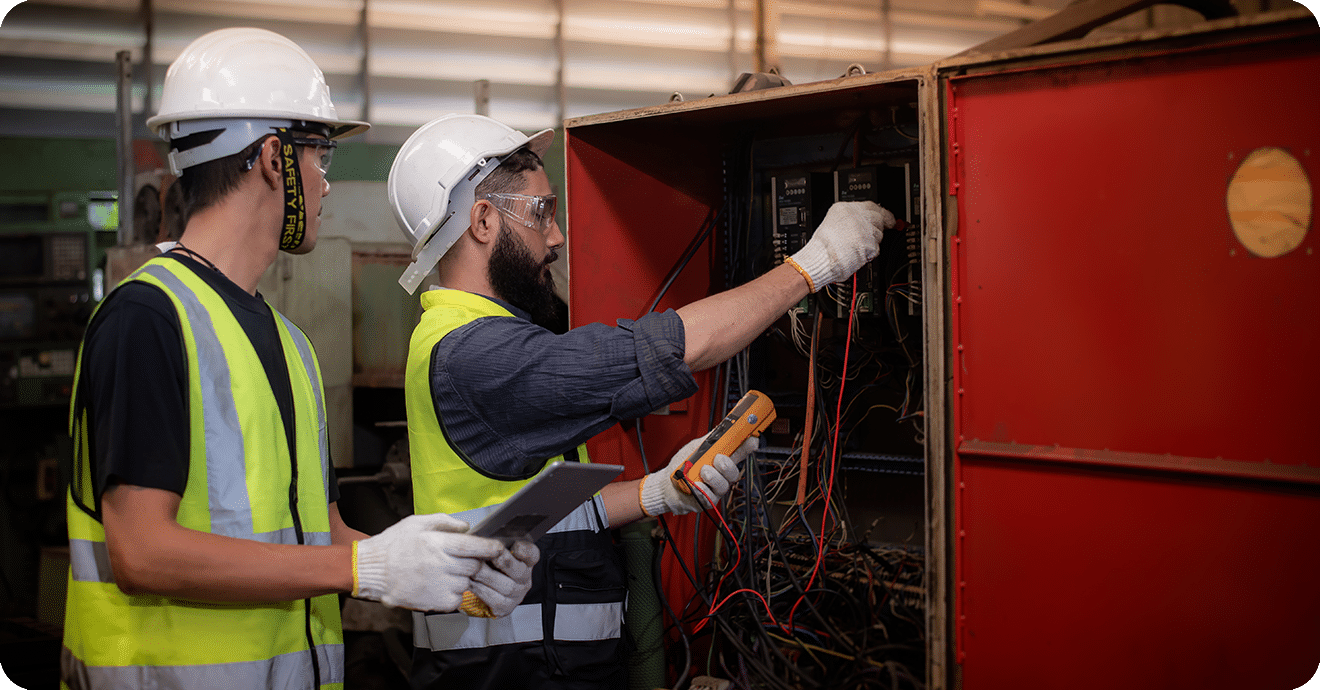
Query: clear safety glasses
291 137 337 175
484 192 558 234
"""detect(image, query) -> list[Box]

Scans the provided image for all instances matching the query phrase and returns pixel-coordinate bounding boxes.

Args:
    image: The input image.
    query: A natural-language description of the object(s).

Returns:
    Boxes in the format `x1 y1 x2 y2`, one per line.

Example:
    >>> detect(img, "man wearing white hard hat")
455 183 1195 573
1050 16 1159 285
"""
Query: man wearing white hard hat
388 113 894 688
61 29 537 690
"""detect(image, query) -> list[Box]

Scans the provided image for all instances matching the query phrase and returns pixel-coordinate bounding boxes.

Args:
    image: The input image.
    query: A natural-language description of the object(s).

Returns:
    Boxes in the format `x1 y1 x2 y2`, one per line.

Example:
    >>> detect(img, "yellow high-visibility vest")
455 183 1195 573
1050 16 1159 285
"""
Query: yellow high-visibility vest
405 289 625 657
405 288 590 515
63 257 343 689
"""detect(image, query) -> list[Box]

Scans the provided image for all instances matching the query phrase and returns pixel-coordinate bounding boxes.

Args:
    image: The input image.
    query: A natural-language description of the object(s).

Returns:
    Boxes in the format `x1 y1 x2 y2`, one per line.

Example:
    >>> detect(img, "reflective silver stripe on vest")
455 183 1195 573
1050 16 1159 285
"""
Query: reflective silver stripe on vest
251 528 332 546
69 539 114 583
415 496 615 652
141 267 330 544
62 642 345 689
413 602 623 651
69 531 329 583
141 265 253 539
273 311 331 498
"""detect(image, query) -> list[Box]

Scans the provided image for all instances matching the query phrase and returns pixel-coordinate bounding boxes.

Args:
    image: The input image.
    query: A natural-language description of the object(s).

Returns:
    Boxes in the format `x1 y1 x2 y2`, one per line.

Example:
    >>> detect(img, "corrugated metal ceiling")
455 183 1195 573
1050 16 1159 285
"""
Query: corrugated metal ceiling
0 0 1282 143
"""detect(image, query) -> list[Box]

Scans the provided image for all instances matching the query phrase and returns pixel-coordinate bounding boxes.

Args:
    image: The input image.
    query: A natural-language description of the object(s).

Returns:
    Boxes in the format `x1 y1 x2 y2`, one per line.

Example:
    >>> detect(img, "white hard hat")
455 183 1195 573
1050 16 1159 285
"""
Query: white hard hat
146 28 369 175
388 113 553 294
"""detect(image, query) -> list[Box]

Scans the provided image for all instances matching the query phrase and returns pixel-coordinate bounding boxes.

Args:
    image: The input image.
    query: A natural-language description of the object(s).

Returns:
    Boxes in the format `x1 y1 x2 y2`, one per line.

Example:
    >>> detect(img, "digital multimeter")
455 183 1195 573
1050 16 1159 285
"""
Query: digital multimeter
672 389 777 494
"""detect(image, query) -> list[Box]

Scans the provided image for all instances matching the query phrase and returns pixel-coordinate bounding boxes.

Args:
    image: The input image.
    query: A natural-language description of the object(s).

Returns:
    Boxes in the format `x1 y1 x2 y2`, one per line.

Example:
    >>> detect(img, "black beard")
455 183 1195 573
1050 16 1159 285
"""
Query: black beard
488 219 563 329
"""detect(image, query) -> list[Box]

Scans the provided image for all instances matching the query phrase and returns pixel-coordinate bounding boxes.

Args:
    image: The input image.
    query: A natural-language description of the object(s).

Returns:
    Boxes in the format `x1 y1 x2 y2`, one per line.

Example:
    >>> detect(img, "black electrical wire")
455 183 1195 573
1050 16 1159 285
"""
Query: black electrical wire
765 541 861 658
712 616 812 690
692 465 827 689
707 360 723 431
650 132 931 689
636 423 742 690
651 527 691 690
641 205 722 318
705 482 877 689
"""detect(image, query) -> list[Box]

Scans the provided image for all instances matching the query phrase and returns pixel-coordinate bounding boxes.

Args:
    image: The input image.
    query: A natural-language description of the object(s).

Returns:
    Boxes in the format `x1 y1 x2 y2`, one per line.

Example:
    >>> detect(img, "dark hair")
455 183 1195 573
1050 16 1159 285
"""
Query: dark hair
175 136 268 215
474 148 544 198
160 178 188 242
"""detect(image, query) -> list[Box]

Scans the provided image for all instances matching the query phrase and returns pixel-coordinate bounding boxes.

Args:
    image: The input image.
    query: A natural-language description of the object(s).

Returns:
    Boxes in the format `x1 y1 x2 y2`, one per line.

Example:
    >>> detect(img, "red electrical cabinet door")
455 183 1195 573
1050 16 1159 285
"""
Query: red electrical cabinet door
947 18 1320 690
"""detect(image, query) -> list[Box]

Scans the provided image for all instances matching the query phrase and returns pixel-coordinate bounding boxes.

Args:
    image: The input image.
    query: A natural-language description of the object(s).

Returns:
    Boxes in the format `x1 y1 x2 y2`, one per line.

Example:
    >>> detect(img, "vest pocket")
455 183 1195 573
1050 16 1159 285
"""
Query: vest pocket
541 532 627 682
549 549 627 603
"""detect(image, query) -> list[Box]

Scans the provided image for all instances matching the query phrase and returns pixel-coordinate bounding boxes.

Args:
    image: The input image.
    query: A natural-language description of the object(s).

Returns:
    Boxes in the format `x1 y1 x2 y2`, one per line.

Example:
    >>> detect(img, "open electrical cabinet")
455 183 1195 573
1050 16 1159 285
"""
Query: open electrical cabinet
564 6 1319 690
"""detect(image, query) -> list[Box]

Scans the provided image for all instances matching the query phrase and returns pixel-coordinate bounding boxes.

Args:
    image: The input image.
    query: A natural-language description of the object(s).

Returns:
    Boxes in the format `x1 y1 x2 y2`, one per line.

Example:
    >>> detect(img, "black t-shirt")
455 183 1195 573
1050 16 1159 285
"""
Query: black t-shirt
80 252 339 504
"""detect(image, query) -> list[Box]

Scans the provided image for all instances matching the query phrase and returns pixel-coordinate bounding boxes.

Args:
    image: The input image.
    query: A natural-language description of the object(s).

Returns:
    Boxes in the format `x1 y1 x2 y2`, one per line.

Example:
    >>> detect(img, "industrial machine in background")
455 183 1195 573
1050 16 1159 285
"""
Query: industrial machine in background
0 195 109 410
0 187 117 685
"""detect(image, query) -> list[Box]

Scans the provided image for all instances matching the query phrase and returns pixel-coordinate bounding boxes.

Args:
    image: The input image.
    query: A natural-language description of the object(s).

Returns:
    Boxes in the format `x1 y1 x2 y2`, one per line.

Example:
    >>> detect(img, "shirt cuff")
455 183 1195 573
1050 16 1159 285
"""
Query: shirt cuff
610 310 697 419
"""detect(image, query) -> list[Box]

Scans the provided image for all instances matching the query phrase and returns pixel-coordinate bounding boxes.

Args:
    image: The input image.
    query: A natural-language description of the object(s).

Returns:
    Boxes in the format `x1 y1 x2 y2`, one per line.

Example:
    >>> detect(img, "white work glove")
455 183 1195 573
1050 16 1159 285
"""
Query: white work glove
639 436 759 516
353 513 505 612
788 201 895 292
468 539 540 618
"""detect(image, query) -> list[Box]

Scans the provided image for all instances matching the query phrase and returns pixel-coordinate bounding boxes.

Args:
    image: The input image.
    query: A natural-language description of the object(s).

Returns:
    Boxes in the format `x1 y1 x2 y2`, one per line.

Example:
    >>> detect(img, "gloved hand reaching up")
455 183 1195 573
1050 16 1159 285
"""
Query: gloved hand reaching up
639 436 759 516
787 200 895 292
352 512 508 612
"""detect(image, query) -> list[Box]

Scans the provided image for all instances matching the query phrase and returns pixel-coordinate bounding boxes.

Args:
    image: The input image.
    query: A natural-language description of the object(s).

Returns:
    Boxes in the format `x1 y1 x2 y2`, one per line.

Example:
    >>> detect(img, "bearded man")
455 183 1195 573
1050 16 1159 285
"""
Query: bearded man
387 114 894 690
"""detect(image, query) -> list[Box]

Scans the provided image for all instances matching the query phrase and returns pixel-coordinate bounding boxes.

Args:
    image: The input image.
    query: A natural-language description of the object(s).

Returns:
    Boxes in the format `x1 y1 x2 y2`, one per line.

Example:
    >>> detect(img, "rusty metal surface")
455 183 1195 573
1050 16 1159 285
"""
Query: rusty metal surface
956 455 1320 690
960 440 1320 486
945 20 1320 690
937 7 1315 75
917 64 953 690
259 239 355 468
957 0 1237 56
948 41 1320 467
350 248 421 389
564 66 928 130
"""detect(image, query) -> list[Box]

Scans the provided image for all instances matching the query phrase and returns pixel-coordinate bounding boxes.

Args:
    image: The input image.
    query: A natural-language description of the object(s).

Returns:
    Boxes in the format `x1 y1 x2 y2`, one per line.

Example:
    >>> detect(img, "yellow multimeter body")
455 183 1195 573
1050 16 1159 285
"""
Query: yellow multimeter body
461 591 495 618
672 390 776 494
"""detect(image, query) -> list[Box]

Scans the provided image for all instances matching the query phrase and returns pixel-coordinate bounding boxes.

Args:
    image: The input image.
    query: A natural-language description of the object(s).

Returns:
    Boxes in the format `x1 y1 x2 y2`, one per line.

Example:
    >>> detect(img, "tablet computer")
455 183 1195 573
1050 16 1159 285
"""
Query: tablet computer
467 461 625 545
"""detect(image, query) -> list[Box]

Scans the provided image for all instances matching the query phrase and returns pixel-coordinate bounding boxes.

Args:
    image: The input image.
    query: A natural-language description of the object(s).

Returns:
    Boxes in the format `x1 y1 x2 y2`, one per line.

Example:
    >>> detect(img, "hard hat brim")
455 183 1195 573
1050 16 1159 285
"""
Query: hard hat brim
526 128 555 158
146 111 370 142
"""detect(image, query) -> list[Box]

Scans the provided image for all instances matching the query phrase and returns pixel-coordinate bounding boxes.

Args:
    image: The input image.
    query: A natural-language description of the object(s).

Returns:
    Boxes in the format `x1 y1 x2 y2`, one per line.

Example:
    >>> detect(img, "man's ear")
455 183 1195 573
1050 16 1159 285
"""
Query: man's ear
257 137 283 191
468 199 500 245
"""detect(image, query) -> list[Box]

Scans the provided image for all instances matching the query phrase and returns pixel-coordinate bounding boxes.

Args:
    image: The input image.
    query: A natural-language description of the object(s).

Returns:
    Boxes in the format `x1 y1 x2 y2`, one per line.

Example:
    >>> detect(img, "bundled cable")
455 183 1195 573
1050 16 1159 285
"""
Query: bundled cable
641 139 928 689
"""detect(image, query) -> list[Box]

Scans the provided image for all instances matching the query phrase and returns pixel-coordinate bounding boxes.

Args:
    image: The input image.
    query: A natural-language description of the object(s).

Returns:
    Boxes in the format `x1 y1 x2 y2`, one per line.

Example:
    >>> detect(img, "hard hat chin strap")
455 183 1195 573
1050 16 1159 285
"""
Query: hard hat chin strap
274 128 308 251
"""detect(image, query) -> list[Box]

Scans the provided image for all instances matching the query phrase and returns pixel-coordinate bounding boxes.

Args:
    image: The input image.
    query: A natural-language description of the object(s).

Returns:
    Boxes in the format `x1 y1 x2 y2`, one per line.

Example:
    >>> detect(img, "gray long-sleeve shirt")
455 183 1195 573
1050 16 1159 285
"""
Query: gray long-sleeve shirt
427 292 698 478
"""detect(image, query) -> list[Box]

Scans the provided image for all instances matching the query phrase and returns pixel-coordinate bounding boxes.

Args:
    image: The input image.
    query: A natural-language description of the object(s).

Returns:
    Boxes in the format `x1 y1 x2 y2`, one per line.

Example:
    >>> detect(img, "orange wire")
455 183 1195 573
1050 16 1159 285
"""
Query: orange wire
789 273 858 629
796 315 820 506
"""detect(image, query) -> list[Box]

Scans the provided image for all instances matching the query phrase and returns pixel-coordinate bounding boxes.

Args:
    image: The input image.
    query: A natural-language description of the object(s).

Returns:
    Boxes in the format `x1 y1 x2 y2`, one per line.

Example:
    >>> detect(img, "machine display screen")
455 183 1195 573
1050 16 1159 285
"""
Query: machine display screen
0 237 43 281
0 293 35 339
